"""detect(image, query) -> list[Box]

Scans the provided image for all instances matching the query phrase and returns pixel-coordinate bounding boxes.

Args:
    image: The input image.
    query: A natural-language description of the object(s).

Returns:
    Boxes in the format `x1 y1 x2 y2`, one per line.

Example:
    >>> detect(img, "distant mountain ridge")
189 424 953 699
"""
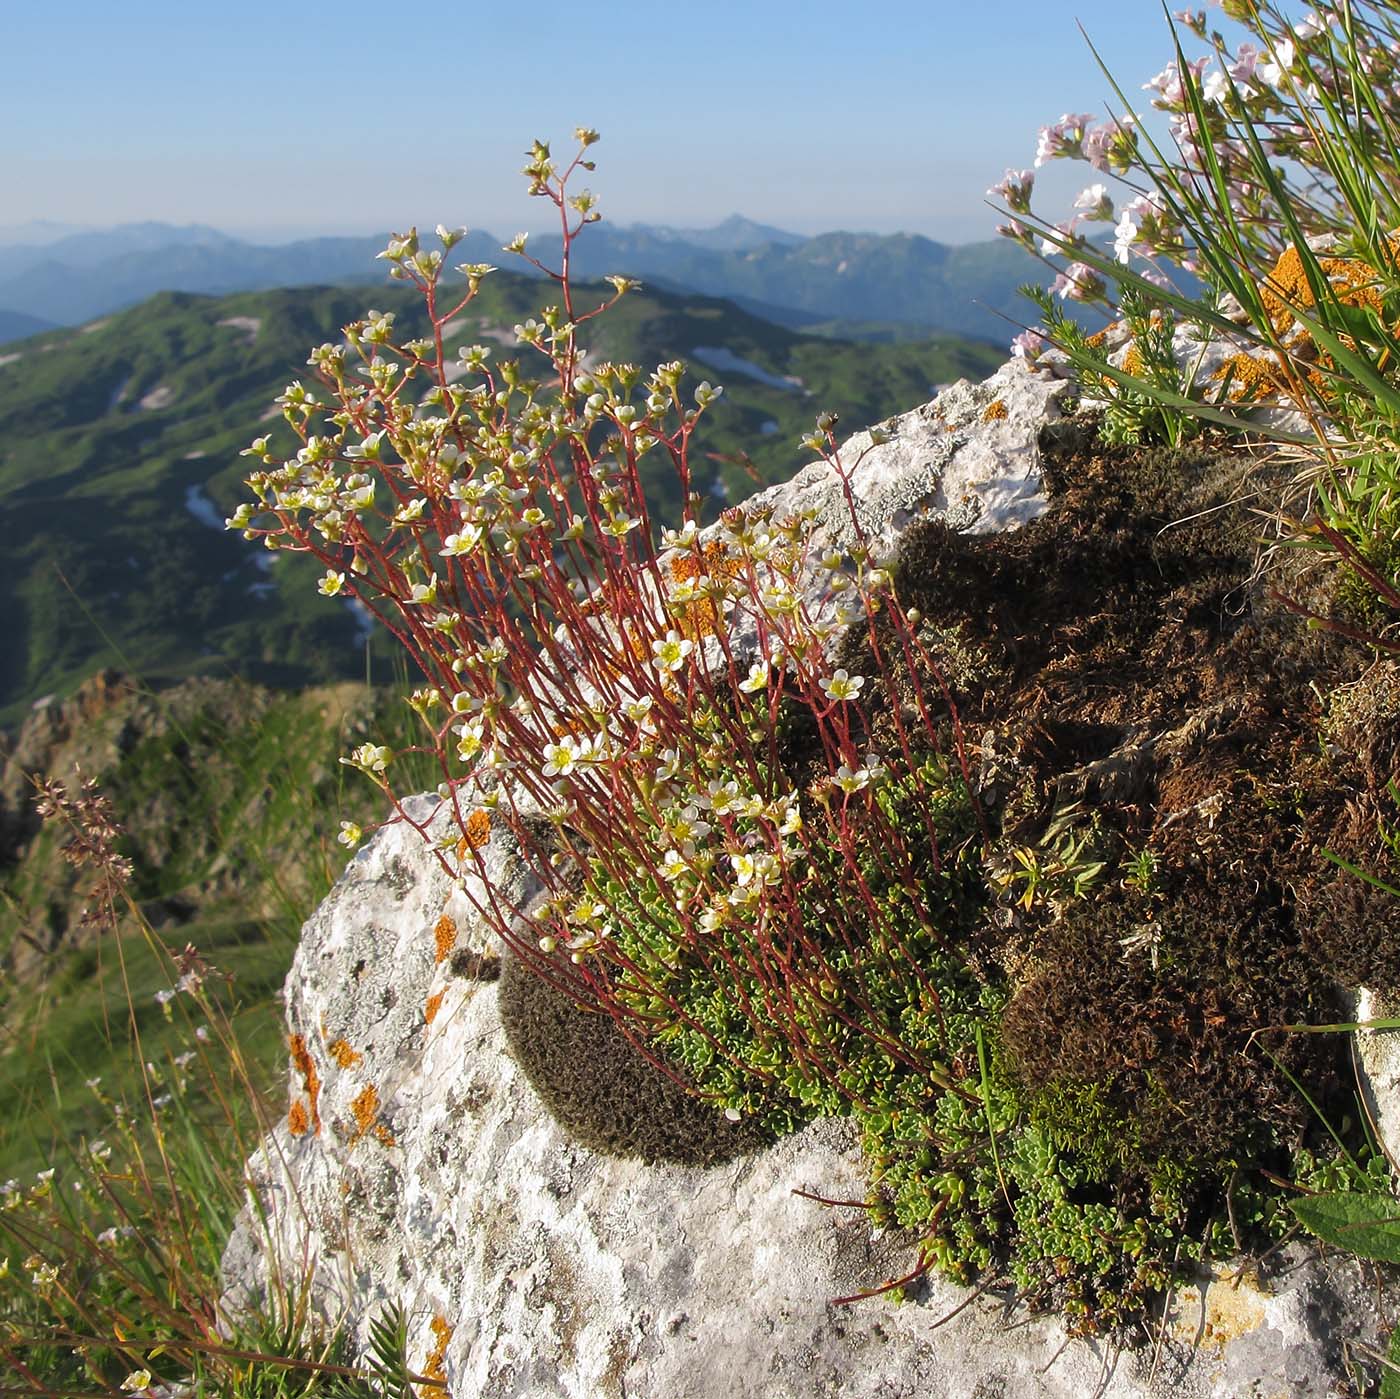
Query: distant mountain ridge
0 217 1048 347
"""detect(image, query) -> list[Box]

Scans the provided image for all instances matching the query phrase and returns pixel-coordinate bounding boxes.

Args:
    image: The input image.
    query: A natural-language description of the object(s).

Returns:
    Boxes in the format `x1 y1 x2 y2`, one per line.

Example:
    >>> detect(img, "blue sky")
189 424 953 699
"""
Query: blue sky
9 1 1238 245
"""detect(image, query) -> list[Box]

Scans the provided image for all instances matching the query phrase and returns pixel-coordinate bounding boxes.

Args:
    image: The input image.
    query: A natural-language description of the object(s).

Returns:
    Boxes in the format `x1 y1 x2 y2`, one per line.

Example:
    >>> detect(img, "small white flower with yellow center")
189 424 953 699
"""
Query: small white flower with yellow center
665 805 711 856
623 695 654 725
821 669 866 702
660 849 689 882
343 743 392 774
570 897 607 926
651 631 694 673
392 497 427 525
698 904 728 934
542 735 591 778
408 578 439 606
661 520 700 549
455 719 485 763
833 764 873 795
667 576 704 605
704 778 742 816
738 660 769 693
120 1370 152 1393
654 748 681 784
440 524 483 556
731 852 758 886
318 570 346 597
778 800 803 837
337 821 363 850
760 582 799 615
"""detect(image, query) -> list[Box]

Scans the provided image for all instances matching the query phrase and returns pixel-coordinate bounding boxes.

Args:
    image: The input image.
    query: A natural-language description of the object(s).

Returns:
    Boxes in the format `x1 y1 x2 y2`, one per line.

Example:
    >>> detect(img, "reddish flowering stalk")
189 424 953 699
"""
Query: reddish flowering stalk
235 131 979 1120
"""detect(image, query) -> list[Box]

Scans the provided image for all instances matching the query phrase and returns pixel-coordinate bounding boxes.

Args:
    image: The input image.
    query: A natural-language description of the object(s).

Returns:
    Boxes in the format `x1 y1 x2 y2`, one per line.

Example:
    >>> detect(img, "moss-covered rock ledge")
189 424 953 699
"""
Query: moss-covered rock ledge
221 362 1399 1398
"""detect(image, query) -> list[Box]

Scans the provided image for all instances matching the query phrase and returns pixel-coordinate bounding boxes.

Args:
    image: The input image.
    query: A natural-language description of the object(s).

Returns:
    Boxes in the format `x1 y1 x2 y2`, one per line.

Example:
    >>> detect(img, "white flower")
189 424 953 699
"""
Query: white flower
440 525 483 556
833 764 874 795
343 742 392 774
120 1371 152 1393
337 821 362 849
738 661 769 693
542 735 592 777
698 905 727 933
661 520 700 549
821 669 866 702
318 570 346 597
651 631 695 673
1114 209 1141 265
703 779 742 816
666 805 711 854
455 718 485 762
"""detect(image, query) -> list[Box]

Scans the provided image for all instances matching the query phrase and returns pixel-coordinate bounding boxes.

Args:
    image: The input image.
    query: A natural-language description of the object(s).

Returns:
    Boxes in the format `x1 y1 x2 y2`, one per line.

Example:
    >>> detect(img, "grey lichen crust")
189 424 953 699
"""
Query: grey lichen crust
219 365 1385 1399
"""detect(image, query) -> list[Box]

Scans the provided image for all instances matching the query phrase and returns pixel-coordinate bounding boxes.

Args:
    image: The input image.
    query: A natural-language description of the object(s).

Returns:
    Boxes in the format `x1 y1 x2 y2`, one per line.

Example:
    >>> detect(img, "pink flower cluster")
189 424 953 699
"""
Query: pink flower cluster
988 0 1400 329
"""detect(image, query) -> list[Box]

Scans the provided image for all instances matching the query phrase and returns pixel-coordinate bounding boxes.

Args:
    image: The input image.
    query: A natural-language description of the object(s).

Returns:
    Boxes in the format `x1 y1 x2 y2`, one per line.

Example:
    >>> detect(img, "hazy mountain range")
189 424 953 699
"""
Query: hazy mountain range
0 217 1050 347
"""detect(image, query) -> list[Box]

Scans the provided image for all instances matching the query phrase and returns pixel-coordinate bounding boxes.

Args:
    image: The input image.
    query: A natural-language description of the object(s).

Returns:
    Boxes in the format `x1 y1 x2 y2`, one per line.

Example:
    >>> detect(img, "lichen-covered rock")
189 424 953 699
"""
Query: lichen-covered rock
221 786 1385 1399
220 365 1391 1398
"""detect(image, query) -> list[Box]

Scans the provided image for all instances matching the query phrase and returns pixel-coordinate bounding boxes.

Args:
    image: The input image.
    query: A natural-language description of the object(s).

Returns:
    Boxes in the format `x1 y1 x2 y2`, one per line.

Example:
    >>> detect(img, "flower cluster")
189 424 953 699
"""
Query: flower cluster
991 4 1400 292
233 131 970 1124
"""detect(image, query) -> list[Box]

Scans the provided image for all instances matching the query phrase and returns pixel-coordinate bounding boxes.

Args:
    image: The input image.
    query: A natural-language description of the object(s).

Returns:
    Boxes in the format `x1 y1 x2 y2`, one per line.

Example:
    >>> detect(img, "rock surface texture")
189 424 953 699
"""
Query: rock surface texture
222 362 1386 1398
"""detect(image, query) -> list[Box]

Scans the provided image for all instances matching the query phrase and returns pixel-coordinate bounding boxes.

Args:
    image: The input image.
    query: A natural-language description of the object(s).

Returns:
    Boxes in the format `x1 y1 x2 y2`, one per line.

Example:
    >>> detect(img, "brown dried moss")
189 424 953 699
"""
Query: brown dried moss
497 951 774 1166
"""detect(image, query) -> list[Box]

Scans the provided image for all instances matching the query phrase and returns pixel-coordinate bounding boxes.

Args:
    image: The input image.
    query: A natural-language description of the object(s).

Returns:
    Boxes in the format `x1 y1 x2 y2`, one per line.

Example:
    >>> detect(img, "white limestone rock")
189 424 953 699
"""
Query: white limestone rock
221 791 1383 1399
220 365 1387 1398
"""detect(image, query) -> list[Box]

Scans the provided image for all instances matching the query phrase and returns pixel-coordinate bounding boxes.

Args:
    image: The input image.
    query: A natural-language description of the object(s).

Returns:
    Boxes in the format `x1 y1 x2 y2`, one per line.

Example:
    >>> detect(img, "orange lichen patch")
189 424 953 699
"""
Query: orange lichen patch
424 990 445 1025
287 1099 311 1136
433 914 458 964
981 398 1008 422
327 1038 362 1069
667 539 743 639
350 1084 381 1144
1261 242 1392 335
1211 350 1296 402
420 1315 453 1389
373 1124 396 1148
288 1033 321 1135
456 808 491 858
1121 342 1146 379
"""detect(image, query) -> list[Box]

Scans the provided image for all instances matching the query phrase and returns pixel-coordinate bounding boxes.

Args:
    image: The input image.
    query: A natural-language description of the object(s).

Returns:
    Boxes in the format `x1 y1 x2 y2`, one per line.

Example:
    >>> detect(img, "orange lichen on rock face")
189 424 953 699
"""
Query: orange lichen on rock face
456 808 491 860
420 1315 453 1390
287 1099 310 1136
289 1033 321 1134
1121 342 1146 379
981 398 1008 422
1209 352 1282 403
1261 241 1393 334
327 1037 362 1069
433 914 458 964
668 539 743 641
424 990 445 1025
350 1083 382 1144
